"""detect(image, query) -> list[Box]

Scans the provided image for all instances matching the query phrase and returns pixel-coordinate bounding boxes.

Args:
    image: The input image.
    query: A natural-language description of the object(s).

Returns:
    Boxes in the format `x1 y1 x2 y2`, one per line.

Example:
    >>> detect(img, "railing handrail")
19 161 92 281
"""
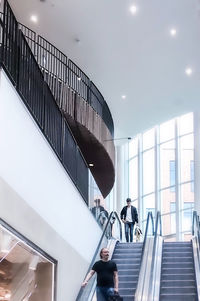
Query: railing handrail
11 15 114 136
76 211 122 300
0 0 89 203
141 211 154 258
134 212 154 301
148 211 162 301
192 210 199 235
192 210 200 301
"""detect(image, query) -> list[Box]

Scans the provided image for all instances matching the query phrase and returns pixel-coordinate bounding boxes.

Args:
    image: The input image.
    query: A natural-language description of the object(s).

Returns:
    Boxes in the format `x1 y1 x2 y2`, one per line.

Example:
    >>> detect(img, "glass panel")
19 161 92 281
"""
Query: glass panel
180 182 194 224
143 149 155 195
142 128 155 150
180 134 194 183
182 206 193 232
161 188 176 236
178 112 193 136
129 157 138 200
129 137 138 159
132 199 138 209
0 225 54 301
142 193 155 220
161 188 176 215
162 212 176 237
159 119 175 143
160 140 175 189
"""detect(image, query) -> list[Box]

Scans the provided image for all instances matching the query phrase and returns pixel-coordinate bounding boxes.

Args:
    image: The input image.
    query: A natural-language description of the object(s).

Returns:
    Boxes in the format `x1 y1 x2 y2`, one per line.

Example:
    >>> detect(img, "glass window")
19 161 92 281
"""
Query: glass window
129 157 138 200
128 112 194 240
129 137 138 159
159 119 175 143
169 160 175 192
143 149 155 195
180 134 194 183
0 224 55 301
143 193 155 220
180 182 194 207
161 188 176 215
160 140 175 189
182 202 193 232
178 112 193 136
142 128 155 150
190 160 194 192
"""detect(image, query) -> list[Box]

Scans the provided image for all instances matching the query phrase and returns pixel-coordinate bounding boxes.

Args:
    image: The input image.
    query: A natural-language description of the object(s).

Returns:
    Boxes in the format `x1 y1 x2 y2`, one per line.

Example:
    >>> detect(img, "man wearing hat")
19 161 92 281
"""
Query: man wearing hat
120 198 138 242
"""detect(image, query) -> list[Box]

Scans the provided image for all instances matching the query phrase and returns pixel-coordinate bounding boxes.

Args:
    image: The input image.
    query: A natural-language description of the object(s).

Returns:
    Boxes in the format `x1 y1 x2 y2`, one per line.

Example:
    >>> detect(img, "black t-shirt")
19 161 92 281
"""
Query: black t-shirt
92 260 117 287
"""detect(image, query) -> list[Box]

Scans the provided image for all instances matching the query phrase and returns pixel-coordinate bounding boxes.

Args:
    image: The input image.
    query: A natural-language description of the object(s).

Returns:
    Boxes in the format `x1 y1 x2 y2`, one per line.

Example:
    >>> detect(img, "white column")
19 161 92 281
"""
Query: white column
116 145 125 215
194 112 200 215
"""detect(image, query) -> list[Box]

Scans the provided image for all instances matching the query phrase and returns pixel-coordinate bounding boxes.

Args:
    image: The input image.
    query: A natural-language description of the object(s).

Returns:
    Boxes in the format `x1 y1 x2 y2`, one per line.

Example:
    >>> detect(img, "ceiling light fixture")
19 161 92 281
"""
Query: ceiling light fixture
89 163 94 167
130 5 137 15
77 77 81 81
170 28 177 36
185 67 193 76
121 95 126 99
30 15 38 23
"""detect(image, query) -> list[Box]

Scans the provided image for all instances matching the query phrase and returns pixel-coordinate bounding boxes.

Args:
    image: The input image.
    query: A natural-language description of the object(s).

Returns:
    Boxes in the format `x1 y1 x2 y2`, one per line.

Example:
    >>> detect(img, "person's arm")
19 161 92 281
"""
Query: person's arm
120 207 126 223
113 271 119 292
135 207 138 223
82 270 95 287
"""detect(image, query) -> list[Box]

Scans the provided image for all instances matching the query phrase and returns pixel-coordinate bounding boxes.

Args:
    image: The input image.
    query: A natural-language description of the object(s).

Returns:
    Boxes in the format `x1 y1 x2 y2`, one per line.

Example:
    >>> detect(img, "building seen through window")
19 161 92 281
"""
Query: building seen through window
128 112 194 241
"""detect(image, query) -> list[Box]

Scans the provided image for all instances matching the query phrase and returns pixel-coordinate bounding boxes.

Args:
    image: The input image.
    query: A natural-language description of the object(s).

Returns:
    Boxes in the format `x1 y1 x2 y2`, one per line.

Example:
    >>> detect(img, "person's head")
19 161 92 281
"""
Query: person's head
100 248 109 261
126 198 131 207
94 199 100 207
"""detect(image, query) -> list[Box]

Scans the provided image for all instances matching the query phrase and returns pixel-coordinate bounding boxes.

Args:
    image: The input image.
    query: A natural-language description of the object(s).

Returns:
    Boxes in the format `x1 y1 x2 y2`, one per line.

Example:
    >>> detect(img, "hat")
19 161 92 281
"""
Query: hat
126 198 131 203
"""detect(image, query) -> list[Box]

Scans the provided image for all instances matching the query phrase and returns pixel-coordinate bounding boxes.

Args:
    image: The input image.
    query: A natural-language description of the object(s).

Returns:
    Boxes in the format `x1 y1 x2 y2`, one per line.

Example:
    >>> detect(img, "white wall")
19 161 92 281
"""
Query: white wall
0 69 102 300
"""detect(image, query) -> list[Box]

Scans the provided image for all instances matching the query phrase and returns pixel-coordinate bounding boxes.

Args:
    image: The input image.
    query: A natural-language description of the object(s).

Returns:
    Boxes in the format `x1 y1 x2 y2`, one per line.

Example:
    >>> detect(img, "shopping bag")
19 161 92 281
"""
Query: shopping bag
108 292 123 301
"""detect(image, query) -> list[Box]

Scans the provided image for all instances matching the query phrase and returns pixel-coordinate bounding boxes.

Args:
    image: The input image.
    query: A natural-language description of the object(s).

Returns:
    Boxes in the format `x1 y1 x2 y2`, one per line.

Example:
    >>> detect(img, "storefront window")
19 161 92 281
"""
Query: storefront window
0 223 55 301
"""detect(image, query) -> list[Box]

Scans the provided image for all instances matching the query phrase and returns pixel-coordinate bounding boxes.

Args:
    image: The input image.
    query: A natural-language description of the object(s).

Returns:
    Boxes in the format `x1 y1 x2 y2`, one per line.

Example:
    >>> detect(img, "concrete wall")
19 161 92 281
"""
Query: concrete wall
0 69 102 300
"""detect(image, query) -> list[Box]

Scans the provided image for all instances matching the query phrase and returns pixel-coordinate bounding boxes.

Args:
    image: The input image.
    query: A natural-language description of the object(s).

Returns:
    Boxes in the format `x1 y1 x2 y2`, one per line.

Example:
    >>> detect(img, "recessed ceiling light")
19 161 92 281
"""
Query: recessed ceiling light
121 95 126 99
130 5 137 15
170 28 177 36
89 163 94 167
185 67 193 76
30 15 38 23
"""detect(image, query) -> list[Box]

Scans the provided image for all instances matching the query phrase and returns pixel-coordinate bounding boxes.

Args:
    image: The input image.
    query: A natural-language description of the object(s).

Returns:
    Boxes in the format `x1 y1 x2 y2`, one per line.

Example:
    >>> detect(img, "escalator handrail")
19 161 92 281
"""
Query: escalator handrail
141 211 154 257
192 210 200 257
76 211 122 300
135 211 154 301
192 211 200 250
192 211 199 235
148 211 162 300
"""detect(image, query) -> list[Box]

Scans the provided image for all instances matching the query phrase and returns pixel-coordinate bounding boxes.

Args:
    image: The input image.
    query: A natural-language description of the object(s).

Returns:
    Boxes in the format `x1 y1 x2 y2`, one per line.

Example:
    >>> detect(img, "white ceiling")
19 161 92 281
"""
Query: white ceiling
7 0 200 139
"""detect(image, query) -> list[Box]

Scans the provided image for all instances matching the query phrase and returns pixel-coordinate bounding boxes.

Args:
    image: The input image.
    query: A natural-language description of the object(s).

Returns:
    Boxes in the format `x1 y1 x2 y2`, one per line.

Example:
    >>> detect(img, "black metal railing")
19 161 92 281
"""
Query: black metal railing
2 7 114 136
0 0 88 203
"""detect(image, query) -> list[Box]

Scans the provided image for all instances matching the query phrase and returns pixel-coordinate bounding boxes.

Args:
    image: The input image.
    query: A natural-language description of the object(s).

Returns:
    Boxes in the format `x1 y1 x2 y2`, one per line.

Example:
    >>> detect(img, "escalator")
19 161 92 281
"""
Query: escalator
112 242 143 300
160 241 197 301
76 211 154 301
77 210 200 301
136 210 200 301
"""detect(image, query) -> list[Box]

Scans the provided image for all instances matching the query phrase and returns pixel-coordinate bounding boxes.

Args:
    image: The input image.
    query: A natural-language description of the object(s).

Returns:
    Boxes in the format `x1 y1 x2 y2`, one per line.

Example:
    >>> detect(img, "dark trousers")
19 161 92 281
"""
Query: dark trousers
96 287 115 301
125 222 134 242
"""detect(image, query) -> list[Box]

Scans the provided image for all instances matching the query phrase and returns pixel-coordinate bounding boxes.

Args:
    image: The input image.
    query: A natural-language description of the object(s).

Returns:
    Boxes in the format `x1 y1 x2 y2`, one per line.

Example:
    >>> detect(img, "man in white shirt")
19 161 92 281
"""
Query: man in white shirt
120 198 138 242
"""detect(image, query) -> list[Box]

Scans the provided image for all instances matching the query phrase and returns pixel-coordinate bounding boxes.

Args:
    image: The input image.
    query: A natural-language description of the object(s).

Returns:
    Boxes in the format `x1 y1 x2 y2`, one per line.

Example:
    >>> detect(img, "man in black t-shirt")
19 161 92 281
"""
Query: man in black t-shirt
82 248 118 301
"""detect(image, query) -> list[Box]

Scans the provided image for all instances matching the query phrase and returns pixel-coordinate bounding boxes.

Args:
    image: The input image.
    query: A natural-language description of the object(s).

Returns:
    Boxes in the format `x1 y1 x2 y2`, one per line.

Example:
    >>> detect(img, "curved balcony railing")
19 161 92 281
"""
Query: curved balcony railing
0 0 88 203
17 22 114 137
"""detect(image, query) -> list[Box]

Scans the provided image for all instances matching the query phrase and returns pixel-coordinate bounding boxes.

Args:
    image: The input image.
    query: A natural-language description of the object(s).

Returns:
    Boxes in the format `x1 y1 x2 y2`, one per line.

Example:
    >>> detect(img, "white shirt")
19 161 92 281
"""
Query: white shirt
126 207 132 222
